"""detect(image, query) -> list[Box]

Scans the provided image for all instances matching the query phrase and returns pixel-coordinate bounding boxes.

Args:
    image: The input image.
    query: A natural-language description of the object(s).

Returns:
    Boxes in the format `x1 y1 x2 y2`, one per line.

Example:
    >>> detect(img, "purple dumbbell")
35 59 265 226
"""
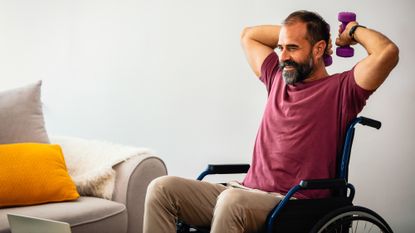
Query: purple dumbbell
323 54 332 66
336 12 356 57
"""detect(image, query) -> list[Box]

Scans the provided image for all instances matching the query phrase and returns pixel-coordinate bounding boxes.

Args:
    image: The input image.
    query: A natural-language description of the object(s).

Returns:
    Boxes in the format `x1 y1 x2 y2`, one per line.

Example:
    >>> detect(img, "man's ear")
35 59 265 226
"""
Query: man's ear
313 40 327 59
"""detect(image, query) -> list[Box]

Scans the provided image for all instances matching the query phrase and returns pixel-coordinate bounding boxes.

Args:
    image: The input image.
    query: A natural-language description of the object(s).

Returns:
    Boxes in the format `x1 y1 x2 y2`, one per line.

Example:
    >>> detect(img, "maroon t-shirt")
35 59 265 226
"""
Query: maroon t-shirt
242 52 373 199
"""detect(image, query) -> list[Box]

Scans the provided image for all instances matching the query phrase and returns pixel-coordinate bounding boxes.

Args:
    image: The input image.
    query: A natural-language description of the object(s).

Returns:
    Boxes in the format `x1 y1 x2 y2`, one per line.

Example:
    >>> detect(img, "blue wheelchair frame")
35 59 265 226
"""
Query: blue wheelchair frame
193 116 382 233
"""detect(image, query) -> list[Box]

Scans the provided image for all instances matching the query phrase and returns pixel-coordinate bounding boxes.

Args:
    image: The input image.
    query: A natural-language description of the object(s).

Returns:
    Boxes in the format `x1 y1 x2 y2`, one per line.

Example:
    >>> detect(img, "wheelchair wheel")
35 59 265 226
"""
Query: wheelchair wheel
310 206 393 233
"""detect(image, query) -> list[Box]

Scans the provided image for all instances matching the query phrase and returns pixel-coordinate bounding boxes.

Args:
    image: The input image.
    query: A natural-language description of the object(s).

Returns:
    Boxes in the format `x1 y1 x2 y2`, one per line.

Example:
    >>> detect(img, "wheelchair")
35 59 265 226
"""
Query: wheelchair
176 116 394 233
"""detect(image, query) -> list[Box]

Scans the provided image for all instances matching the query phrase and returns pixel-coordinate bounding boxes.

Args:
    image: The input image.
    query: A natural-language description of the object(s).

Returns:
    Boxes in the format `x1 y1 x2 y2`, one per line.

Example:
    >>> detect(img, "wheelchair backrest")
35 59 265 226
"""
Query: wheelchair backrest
337 116 381 182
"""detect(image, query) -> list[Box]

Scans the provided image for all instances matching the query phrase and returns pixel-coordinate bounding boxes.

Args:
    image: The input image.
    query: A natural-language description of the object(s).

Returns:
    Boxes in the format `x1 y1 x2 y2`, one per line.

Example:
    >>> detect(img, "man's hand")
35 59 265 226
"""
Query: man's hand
335 21 358 47
326 35 334 56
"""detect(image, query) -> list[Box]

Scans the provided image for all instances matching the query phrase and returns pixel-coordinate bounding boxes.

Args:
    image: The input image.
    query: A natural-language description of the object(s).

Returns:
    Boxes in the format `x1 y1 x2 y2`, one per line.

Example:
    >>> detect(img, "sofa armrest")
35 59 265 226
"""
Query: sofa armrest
112 155 167 233
50 135 167 233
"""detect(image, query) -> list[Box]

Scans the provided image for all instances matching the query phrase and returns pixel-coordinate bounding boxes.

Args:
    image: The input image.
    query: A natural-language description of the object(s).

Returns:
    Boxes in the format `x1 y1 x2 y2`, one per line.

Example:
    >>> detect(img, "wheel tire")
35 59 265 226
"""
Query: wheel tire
310 205 393 233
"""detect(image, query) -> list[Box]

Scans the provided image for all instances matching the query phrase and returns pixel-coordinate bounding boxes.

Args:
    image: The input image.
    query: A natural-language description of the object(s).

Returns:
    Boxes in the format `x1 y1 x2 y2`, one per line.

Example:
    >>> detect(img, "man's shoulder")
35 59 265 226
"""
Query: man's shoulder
302 69 353 88
323 69 355 86
328 68 354 79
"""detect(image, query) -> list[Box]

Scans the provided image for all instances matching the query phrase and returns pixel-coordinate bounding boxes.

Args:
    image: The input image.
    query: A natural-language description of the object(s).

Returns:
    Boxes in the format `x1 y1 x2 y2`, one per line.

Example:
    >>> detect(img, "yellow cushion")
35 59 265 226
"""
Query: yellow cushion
0 143 79 207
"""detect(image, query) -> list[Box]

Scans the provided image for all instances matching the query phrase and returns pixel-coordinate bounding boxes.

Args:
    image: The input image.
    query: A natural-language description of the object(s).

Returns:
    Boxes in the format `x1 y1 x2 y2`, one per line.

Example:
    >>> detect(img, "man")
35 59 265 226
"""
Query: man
143 10 399 233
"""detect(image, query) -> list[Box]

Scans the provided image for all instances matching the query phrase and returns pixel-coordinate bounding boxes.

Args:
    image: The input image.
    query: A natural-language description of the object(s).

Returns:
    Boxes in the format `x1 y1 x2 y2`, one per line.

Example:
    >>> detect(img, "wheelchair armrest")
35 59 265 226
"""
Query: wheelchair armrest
206 164 250 174
197 164 250 180
299 178 355 201
299 178 347 190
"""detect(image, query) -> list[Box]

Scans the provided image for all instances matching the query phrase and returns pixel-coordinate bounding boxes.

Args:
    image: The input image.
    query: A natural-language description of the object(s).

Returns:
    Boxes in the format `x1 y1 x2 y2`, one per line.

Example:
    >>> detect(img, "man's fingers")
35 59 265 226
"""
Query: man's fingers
335 37 344 47
326 39 333 55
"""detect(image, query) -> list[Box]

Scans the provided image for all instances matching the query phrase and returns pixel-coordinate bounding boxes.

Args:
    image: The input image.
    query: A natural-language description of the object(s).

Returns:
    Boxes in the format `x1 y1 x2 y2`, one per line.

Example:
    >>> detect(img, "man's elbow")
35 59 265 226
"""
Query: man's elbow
241 27 252 40
240 27 253 48
387 43 400 68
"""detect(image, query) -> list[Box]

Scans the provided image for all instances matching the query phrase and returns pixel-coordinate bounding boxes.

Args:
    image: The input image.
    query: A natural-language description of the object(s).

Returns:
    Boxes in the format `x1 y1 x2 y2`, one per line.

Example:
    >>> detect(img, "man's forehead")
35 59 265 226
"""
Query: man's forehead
279 22 308 44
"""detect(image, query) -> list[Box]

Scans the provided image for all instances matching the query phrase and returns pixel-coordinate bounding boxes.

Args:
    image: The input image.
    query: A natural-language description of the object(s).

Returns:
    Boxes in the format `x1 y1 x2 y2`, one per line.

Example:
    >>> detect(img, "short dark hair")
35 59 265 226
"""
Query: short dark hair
283 10 330 46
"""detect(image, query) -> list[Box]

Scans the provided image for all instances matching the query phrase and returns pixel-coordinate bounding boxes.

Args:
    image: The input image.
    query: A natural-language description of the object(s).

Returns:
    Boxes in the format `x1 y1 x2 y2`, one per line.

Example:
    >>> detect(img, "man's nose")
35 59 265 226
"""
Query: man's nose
280 49 290 62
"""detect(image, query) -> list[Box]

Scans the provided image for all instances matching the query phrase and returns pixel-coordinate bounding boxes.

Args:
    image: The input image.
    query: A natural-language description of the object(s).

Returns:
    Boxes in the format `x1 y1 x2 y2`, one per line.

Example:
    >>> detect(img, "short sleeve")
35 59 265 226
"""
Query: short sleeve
341 67 374 119
259 52 280 94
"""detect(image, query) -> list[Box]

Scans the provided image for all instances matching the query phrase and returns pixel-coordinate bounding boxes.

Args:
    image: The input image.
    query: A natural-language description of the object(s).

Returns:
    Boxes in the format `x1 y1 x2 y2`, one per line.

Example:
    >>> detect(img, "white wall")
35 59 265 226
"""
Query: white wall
1 0 413 231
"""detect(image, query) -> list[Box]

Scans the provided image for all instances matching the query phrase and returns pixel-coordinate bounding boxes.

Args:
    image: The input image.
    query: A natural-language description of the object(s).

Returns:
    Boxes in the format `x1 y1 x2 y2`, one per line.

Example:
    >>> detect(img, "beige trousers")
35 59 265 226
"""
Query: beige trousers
143 176 282 233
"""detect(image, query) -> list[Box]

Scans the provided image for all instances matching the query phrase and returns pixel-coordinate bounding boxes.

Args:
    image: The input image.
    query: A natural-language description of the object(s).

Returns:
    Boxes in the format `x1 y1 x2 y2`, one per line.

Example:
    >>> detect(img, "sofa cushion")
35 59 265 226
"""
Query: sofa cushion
0 143 79 208
0 197 127 233
0 81 49 144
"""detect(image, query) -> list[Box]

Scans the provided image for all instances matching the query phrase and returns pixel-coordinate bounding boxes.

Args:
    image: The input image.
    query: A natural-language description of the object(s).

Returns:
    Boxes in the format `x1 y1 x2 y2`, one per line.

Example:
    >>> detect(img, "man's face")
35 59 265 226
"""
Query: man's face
277 22 315 84
279 52 314 85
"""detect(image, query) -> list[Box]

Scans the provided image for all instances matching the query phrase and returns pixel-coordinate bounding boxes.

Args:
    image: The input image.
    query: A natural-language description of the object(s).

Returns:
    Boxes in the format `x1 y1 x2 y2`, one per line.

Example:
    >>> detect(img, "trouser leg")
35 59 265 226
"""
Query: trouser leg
210 188 282 233
143 176 227 233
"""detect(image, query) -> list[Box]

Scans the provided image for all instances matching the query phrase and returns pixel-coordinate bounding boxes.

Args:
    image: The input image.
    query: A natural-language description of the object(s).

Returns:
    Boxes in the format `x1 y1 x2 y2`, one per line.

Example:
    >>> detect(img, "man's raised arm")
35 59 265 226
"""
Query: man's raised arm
336 23 399 91
241 25 281 78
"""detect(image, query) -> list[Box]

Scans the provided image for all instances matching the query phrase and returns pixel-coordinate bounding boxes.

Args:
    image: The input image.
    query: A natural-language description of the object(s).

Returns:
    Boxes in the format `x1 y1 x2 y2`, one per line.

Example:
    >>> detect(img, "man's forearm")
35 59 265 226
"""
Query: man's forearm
340 22 399 90
241 25 281 49
241 25 281 77
351 23 398 60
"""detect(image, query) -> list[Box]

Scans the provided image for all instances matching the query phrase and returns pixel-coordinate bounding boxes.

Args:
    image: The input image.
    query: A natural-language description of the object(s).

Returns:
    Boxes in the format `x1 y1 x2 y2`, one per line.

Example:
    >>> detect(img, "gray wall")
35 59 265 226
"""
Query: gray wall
1 0 413 231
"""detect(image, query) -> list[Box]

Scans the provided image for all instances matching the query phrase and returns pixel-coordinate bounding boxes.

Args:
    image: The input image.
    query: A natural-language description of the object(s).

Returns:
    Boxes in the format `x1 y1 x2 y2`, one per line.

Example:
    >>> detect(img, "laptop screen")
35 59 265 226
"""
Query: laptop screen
7 214 72 233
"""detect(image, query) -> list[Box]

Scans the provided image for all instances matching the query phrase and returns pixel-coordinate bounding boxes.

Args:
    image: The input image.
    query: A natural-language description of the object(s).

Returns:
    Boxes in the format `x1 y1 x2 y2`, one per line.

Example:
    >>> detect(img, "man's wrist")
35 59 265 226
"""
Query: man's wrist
349 24 367 42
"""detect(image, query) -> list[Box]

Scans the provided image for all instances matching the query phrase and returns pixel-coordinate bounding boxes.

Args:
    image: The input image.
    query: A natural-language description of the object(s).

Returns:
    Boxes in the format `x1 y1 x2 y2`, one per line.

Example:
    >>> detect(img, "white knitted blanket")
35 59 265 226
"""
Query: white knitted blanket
50 136 154 199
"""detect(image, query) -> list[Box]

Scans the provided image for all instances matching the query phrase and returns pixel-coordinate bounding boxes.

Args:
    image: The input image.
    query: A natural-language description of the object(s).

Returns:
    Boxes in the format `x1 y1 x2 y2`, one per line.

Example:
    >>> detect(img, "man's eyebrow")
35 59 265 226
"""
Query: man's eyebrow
286 44 300 48
276 44 300 49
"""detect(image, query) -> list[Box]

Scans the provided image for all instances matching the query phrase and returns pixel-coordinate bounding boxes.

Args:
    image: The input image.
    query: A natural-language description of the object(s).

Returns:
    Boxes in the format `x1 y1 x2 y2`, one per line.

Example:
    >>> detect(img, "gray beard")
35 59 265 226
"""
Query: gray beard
282 57 314 85
282 69 299 85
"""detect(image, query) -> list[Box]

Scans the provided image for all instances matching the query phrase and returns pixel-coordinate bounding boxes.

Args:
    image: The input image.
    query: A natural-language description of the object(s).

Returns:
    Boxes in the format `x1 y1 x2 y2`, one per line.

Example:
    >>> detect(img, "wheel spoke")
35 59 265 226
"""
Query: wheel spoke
368 223 374 233
354 220 359 232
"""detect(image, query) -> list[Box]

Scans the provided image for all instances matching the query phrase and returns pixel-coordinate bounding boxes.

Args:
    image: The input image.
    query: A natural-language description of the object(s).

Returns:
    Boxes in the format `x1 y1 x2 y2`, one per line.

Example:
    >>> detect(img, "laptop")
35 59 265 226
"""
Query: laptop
7 214 72 233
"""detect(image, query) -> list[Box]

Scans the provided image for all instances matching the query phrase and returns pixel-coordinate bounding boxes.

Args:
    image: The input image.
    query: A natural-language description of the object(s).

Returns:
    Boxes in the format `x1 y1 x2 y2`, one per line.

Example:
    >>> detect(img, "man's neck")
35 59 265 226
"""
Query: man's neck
304 62 329 83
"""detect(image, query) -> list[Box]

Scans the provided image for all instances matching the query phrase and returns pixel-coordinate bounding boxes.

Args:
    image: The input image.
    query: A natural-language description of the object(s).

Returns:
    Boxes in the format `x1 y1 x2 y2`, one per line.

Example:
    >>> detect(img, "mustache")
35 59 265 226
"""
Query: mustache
279 60 299 69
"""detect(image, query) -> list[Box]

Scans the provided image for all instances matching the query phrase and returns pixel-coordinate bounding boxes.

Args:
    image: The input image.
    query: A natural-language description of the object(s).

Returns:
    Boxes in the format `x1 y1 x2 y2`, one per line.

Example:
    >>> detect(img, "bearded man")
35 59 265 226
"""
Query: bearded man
143 10 399 233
